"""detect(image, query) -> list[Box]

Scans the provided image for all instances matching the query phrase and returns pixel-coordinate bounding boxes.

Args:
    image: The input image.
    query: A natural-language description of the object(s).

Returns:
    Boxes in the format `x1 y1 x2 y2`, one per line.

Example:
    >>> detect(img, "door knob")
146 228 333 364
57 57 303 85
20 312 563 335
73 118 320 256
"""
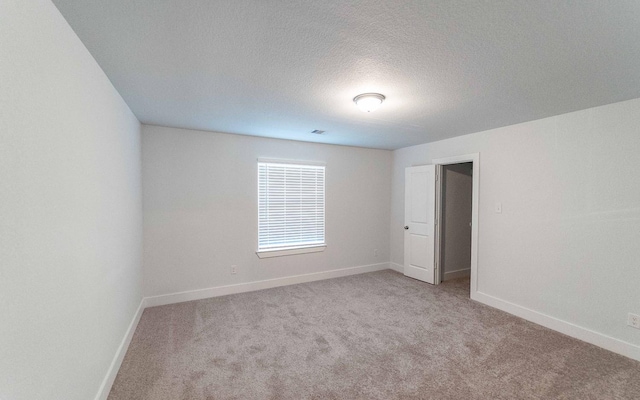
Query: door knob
404 226 409 230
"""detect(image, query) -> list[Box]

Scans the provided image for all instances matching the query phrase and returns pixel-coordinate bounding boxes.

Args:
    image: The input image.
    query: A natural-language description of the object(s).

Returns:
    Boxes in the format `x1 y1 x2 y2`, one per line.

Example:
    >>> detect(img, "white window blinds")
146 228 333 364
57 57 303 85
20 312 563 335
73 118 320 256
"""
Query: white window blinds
258 161 325 251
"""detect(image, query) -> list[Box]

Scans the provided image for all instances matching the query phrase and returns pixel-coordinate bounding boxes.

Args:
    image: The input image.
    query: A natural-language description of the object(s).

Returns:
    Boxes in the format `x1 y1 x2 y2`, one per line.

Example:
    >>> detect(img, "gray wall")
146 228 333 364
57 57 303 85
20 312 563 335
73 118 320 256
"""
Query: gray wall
142 125 391 297
441 163 472 279
391 97 640 356
0 1 143 399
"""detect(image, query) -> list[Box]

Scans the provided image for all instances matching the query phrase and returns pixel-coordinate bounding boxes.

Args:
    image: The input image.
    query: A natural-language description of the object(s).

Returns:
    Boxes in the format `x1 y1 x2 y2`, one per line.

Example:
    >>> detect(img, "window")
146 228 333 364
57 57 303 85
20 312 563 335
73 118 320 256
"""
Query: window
257 160 325 258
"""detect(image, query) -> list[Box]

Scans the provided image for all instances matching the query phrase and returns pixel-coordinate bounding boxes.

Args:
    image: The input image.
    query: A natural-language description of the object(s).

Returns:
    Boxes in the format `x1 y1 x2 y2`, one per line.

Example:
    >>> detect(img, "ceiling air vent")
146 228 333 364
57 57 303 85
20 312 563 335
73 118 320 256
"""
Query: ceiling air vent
311 130 326 135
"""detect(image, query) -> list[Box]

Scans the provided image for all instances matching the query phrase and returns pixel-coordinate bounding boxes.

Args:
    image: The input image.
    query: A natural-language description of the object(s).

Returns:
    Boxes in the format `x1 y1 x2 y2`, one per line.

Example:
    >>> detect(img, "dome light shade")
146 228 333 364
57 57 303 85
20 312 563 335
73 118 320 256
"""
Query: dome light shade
353 93 385 113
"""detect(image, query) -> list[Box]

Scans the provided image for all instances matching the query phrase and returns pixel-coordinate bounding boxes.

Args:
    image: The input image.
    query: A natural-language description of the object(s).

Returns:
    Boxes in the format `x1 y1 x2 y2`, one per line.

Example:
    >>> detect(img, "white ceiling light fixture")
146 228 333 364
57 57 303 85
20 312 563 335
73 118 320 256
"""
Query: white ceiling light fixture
353 93 385 113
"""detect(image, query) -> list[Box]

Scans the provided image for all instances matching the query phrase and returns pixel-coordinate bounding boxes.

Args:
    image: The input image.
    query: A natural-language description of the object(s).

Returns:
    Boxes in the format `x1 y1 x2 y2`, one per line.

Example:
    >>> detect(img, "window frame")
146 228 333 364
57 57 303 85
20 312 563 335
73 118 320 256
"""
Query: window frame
256 158 326 258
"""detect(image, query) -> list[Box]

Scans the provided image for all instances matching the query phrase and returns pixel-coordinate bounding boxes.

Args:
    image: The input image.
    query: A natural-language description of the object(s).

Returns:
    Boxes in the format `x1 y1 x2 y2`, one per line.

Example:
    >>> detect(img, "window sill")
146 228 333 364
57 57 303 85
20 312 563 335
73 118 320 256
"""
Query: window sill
256 245 326 259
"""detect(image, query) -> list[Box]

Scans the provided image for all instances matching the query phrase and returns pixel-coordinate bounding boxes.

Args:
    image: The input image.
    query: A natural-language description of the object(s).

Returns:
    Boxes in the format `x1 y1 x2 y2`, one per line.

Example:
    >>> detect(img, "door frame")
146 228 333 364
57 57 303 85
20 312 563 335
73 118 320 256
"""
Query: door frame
432 153 479 297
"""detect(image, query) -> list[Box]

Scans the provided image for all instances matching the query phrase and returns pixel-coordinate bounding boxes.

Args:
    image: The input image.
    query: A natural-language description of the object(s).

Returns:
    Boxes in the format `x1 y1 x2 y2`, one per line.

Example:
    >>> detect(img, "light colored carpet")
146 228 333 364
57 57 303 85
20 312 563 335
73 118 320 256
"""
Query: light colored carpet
109 270 640 399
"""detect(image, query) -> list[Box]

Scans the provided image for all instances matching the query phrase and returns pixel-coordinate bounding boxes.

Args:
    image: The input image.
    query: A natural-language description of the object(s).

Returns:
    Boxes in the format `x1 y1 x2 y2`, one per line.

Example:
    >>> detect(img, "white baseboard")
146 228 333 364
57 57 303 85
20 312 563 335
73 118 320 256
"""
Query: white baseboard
472 291 640 362
389 262 403 274
144 262 391 308
94 298 145 400
443 268 470 281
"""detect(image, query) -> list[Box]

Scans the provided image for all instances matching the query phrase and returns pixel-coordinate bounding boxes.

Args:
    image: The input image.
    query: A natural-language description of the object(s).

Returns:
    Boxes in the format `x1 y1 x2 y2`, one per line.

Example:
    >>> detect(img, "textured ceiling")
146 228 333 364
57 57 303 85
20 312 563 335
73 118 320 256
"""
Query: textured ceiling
52 0 640 150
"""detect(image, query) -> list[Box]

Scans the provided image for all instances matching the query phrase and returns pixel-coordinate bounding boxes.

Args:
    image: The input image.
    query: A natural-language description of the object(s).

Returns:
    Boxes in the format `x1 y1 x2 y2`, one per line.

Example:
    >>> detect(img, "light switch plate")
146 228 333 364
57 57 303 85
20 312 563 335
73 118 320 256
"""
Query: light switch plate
495 202 502 213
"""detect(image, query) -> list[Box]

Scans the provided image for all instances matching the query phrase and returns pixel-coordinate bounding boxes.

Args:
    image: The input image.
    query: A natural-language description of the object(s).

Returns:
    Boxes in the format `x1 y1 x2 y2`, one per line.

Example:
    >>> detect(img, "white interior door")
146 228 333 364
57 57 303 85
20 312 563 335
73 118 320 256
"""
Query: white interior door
404 165 436 284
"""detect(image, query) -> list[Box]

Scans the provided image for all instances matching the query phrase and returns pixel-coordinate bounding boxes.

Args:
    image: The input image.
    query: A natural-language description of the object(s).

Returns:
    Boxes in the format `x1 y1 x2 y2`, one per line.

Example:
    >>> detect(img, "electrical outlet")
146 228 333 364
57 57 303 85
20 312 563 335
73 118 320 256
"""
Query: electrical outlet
231 265 237 275
373 249 379 257
628 313 640 329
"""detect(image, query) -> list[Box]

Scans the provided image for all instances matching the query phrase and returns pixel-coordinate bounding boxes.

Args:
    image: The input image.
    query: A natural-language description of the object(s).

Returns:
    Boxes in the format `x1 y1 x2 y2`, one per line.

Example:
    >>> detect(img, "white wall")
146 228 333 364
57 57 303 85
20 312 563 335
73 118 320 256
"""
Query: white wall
142 125 391 297
441 163 472 278
391 98 640 354
0 1 143 399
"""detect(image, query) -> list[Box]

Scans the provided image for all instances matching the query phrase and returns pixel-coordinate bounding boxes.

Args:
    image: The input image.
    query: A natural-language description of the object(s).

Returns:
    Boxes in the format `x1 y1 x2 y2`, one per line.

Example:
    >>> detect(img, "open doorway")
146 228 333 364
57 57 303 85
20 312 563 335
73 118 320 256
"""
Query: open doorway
403 154 479 295
438 163 472 290
432 154 479 298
